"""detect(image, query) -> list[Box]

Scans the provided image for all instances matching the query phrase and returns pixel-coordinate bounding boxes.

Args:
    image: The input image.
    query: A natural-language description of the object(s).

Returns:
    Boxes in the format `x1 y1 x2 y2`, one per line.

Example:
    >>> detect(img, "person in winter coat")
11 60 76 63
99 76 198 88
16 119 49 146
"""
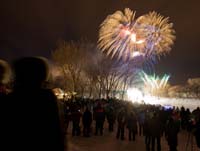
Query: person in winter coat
144 111 151 151
166 116 180 151
6 57 65 151
93 102 106 135
138 110 145 136
149 112 162 151
127 112 137 141
116 109 126 140
71 106 82 136
82 107 92 137
194 117 200 149
106 107 116 132
64 103 71 134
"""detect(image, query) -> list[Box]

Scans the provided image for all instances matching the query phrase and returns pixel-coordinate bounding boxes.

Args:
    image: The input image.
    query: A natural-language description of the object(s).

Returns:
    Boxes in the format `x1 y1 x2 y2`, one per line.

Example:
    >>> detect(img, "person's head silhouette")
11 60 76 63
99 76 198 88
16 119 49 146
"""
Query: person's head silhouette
13 56 49 89
8 57 65 151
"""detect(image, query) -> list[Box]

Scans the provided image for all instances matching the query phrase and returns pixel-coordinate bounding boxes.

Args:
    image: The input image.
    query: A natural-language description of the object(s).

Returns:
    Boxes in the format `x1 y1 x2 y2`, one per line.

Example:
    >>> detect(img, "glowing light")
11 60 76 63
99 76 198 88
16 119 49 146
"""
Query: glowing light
125 87 200 111
127 88 143 103
135 39 145 44
130 33 136 42
122 29 131 36
132 51 142 57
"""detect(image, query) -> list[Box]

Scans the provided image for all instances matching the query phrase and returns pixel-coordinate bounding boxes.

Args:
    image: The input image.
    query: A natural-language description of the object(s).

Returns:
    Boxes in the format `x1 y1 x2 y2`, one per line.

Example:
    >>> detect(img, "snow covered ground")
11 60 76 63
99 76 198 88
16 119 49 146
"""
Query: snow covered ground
143 96 200 111
67 123 200 151
126 88 200 111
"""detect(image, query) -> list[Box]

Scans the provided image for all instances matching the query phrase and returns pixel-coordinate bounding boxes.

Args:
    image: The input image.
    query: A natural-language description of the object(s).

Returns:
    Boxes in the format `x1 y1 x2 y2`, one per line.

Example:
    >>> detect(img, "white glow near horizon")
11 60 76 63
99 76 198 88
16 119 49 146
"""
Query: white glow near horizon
126 88 200 111
127 88 143 103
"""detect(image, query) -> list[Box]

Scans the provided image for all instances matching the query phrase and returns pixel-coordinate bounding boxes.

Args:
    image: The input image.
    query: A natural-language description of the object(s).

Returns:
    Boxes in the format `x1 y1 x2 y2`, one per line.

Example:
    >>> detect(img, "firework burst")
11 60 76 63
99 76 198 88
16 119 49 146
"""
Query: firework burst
137 11 176 56
98 8 145 60
98 8 175 60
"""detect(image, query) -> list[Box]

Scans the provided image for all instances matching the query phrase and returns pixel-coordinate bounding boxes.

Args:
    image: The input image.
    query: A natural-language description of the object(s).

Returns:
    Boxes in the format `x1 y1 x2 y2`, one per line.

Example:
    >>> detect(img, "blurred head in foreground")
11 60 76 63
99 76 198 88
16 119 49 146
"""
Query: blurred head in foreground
12 56 49 89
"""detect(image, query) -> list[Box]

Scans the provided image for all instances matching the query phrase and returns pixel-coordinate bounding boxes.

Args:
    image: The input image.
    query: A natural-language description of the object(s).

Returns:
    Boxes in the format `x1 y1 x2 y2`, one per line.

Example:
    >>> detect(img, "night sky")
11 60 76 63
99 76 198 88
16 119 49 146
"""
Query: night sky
0 0 200 84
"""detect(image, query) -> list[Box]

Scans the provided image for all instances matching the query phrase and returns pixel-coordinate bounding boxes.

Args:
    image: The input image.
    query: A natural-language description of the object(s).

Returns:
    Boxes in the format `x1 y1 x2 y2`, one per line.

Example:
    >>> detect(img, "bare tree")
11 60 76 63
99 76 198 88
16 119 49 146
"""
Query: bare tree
52 40 147 99
52 40 86 93
84 49 130 99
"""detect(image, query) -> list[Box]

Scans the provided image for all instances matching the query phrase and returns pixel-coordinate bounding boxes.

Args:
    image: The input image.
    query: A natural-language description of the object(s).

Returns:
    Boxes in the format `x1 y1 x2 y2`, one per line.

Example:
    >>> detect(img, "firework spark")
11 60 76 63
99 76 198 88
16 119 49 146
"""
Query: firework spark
140 71 170 91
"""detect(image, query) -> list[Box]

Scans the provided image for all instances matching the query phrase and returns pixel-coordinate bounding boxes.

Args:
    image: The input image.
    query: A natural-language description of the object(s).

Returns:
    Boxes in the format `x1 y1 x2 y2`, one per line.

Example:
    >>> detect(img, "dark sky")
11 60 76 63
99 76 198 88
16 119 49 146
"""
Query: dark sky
0 0 200 84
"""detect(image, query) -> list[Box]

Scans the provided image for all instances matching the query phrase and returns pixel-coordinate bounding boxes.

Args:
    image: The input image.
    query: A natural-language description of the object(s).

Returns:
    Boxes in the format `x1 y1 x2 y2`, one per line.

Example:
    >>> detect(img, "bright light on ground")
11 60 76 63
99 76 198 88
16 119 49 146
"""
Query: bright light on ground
127 88 143 103
126 88 200 111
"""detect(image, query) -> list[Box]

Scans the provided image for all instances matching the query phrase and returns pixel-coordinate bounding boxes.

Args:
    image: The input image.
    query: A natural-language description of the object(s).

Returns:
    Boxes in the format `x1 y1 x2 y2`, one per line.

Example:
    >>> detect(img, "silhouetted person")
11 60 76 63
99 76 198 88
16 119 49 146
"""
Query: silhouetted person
106 107 116 132
93 102 105 135
127 112 137 141
192 107 200 123
166 116 180 151
116 109 126 140
64 102 71 134
138 110 145 136
149 112 162 151
195 118 200 148
192 107 200 148
6 57 65 151
82 107 92 137
180 106 187 129
144 111 151 151
71 106 82 136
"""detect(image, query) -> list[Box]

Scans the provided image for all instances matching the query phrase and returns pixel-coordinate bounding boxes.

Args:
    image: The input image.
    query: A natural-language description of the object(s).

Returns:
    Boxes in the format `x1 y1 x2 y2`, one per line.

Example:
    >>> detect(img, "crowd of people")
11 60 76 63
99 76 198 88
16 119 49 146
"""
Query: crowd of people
0 56 200 151
63 98 200 151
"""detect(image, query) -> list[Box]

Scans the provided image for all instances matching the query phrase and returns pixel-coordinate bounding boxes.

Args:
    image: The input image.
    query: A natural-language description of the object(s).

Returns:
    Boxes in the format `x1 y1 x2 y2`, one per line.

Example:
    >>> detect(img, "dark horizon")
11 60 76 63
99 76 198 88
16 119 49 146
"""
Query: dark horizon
0 0 200 85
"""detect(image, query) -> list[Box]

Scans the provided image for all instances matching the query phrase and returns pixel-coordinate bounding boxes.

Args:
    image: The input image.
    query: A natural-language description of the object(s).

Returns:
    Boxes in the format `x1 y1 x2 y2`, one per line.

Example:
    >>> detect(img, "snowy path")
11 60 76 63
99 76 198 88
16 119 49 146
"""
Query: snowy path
66 123 200 151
